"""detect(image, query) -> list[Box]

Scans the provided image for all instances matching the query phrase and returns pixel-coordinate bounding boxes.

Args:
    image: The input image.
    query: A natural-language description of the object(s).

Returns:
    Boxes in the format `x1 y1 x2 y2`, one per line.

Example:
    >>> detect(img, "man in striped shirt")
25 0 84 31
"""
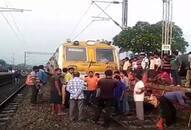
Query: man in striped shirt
66 71 85 121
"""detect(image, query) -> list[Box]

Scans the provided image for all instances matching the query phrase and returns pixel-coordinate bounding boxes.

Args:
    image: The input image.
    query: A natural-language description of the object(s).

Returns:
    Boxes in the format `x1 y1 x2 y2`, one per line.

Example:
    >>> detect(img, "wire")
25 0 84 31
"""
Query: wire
0 13 22 42
93 1 122 29
72 20 94 41
72 2 112 40
69 2 93 38
3 0 28 45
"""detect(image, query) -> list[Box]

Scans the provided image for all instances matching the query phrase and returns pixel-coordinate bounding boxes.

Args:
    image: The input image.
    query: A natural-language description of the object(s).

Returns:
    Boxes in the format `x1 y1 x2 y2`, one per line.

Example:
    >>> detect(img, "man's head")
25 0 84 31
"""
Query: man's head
55 68 61 75
68 67 74 74
39 65 44 70
114 75 121 81
88 71 94 77
63 68 68 73
73 71 80 77
120 70 127 77
114 70 120 76
105 69 113 77
95 73 100 78
33 66 39 72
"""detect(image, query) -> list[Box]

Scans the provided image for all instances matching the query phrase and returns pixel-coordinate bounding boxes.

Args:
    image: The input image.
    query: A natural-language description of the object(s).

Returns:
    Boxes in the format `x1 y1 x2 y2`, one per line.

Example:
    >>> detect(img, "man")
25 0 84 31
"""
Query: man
64 67 74 108
65 67 74 83
170 54 181 86
156 91 191 130
30 66 39 104
84 71 98 105
123 57 131 71
66 72 85 121
94 69 118 128
50 68 64 115
38 65 48 85
37 65 48 100
134 73 145 120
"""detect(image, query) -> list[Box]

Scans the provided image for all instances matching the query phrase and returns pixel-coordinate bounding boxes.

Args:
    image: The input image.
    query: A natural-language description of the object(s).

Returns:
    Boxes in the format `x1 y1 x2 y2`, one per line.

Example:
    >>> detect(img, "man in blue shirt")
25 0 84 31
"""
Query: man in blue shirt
114 75 126 114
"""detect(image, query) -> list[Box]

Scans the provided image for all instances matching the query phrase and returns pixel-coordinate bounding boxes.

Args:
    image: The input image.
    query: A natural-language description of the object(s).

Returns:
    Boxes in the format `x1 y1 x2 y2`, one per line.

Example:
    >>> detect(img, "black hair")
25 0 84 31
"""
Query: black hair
114 70 120 74
135 73 143 80
185 92 191 99
105 69 113 76
89 71 94 74
73 71 80 77
33 66 38 71
121 70 127 76
63 68 68 73
95 73 100 76
68 67 74 70
55 68 61 72
39 65 44 69
147 90 152 94
114 75 121 80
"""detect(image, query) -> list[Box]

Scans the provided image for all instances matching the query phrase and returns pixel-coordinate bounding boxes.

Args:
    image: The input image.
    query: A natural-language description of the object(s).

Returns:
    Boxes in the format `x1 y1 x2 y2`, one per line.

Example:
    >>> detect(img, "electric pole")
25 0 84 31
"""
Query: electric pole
161 0 173 56
122 0 128 30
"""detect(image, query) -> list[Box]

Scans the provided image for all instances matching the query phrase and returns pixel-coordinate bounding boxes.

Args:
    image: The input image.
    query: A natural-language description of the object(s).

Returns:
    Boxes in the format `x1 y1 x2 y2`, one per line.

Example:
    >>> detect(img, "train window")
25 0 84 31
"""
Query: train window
96 49 114 62
66 48 86 61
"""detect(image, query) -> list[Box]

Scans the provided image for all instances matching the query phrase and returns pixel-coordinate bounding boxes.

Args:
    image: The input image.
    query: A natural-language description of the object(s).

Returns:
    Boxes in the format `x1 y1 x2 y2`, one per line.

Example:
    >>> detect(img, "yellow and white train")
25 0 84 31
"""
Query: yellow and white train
48 40 120 76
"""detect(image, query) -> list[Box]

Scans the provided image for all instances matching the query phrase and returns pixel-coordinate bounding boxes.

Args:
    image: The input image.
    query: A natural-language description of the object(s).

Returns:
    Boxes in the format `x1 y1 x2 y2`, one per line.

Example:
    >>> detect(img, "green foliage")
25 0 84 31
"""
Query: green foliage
113 21 188 53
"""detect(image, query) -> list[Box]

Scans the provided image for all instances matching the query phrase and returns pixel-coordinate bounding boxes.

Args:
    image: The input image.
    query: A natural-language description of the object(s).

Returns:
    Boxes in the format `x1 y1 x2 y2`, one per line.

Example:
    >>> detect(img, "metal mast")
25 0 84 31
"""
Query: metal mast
122 0 128 30
162 0 173 55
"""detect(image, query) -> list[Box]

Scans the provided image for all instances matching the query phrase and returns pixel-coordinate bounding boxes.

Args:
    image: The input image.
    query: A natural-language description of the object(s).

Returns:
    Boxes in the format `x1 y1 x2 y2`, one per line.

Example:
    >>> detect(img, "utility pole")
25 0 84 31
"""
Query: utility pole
161 0 173 56
122 0 128 30
24 51 26 67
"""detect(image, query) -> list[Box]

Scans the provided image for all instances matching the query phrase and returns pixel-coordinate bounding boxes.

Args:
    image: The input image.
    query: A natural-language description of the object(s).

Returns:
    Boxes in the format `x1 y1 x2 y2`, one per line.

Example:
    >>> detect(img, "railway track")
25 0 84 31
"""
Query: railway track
0 84 26 129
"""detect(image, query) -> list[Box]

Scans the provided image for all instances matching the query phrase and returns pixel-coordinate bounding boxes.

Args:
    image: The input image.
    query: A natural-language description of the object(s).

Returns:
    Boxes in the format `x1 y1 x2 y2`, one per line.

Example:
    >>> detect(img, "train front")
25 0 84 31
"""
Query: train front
58 41 120 77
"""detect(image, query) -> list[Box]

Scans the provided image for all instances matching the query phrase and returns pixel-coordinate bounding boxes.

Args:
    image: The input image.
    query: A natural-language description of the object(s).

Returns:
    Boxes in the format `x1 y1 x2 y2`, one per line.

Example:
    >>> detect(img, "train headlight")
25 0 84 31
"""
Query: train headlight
73 41 79 46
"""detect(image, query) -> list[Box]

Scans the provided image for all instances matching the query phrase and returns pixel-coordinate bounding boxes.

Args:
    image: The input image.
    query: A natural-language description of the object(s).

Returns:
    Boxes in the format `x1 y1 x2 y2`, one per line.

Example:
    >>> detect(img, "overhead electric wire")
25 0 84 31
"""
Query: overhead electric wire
3 0 28 45
92 1 122 29
72 2 112 40
69 2 93 38
0 13 22 42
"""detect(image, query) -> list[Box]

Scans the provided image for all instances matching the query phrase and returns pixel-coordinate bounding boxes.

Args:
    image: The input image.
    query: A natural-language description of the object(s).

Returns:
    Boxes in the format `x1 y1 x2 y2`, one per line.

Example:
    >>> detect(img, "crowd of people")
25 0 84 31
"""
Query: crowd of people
25 51 191 130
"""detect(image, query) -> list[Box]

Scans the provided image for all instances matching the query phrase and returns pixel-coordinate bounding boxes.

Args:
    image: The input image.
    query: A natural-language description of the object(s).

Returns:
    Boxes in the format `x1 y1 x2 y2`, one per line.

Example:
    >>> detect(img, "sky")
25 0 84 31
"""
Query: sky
0 0 191 65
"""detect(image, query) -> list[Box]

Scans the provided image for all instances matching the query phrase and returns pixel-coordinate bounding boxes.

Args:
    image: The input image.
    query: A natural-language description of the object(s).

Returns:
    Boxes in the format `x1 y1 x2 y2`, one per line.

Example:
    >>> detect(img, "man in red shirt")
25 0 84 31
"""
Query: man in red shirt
85 71 98 105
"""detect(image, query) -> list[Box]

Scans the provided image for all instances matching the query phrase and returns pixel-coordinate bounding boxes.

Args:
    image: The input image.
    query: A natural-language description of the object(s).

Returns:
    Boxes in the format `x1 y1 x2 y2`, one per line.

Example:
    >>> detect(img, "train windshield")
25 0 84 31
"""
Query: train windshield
66 48 86 61
96 49 114 62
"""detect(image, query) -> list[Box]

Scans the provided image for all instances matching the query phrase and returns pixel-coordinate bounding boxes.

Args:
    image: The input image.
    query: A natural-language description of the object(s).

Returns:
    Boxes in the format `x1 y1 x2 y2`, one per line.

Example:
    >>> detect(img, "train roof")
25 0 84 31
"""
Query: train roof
62 40 114 48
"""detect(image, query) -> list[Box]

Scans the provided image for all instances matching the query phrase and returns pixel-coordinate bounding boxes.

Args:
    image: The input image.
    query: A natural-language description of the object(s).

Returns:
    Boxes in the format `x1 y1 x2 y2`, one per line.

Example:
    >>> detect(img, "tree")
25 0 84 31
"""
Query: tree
113 21 188 53
0 59 6 66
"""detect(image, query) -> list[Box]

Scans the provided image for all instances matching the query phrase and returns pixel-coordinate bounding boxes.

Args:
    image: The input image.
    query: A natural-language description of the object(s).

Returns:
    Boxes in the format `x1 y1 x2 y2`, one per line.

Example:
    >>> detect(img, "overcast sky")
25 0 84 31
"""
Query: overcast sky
0 0 191 65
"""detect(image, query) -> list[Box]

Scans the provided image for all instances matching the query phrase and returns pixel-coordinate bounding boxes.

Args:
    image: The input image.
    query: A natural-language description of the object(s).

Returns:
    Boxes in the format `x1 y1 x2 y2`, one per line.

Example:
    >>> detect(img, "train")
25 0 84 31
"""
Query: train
48 40 120 76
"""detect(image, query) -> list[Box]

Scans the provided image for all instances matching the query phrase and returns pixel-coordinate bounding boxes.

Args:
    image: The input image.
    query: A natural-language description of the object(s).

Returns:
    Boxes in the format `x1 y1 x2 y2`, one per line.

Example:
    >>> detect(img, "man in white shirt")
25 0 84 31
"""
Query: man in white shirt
134 73 145 120
154 54 161 71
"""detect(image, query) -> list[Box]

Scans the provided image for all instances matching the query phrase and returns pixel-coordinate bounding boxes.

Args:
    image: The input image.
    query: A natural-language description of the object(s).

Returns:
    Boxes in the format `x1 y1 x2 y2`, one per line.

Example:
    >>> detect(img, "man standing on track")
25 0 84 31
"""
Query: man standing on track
64 67 74 108
93 69 118 128
66 71 85 121
84 71 98 105
29 66 39 104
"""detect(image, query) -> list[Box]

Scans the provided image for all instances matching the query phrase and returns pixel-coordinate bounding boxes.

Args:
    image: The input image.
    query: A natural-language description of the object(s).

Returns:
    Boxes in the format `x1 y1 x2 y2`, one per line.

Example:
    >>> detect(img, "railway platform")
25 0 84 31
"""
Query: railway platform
0 84 190 130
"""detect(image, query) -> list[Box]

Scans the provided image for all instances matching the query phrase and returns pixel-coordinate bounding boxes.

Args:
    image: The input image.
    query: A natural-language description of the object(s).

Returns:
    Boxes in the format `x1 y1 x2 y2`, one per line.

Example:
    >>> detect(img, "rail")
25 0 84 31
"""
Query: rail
0 84 25 110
